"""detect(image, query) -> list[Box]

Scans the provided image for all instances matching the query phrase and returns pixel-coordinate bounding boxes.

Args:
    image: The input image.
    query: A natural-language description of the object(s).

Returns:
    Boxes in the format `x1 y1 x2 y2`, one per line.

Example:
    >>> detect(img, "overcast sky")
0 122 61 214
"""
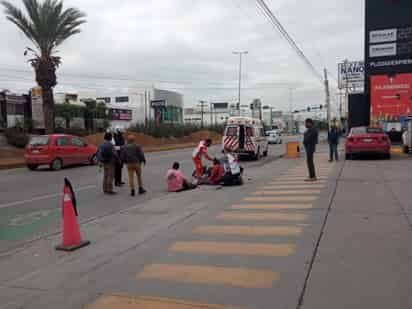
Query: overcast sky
0 0 364 112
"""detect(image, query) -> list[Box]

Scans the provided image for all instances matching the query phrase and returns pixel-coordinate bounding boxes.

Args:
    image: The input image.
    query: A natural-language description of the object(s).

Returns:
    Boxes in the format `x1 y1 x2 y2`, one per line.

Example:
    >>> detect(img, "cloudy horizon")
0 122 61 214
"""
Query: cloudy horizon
0 0 364 114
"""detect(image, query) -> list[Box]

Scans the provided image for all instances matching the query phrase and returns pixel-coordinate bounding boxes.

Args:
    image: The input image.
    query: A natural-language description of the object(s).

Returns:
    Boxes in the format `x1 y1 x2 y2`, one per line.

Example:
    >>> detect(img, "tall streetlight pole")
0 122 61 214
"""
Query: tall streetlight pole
233 51 248 116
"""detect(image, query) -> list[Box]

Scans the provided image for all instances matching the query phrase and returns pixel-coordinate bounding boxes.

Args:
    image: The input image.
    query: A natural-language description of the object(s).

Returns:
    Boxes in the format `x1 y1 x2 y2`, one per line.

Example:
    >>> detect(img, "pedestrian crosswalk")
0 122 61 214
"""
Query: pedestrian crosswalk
87 160 334 309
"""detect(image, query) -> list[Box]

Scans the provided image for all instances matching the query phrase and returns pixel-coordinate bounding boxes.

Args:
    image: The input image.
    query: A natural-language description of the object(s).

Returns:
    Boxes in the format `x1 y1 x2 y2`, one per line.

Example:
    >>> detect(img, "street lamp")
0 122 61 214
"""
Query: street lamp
233 51 248 116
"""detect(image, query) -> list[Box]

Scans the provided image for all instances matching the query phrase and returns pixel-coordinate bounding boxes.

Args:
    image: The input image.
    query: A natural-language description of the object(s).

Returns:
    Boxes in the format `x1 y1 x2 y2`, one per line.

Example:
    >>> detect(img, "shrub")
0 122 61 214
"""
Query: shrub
5 127 29 148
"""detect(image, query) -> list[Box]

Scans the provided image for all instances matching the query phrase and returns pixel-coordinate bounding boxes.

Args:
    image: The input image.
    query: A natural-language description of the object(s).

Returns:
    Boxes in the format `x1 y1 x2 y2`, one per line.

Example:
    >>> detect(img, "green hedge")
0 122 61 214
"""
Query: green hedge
5 127 29 148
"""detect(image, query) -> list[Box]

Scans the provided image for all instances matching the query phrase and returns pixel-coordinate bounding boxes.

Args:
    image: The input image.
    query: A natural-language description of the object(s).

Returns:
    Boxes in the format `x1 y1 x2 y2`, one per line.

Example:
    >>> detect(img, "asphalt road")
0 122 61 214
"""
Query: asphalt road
0 142 289 254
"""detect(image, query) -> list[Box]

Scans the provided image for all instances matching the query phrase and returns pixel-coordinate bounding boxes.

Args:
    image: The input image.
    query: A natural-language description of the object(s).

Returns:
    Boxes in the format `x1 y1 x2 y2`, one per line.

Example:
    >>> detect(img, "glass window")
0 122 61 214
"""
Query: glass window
72 137 86 147
115 96 129 103
96 97 111 103
29 136 49 146
245 127 254 137
226 127 238 136
367 128 384 134
56 137 70 146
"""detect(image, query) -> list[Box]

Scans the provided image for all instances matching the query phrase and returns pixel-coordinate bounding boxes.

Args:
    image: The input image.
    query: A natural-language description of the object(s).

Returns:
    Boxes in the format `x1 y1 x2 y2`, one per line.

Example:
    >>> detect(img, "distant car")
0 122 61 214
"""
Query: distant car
345 127 391 160
24 134 98 171
266 130 283 144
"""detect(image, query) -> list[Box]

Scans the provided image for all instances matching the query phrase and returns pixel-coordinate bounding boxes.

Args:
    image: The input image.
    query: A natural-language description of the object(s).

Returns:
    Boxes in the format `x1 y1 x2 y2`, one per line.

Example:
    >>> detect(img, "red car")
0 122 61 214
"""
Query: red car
345 127 391 160
25 134 98 171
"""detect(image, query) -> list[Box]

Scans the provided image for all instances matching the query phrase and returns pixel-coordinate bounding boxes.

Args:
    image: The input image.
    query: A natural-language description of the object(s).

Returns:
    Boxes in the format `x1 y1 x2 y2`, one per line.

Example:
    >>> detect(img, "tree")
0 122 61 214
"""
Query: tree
2 0 86 133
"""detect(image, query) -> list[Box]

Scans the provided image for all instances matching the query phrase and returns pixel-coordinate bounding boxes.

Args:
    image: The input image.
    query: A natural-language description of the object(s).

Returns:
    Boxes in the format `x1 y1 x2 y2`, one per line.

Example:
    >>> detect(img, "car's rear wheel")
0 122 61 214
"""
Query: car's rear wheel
50 158 63 171
90 154 98 165
27 164 38 171
384 153 391 160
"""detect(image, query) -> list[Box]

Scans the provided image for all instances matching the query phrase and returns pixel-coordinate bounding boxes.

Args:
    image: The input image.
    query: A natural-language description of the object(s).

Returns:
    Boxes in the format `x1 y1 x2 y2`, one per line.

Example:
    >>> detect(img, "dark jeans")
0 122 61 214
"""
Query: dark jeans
306 151 316 179
329 143 339 161
114 151 123 184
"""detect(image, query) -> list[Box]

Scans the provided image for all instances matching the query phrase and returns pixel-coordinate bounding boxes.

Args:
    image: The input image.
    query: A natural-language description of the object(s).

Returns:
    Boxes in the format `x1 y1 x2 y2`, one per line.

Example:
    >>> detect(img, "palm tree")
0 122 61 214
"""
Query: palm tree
2 0 86 133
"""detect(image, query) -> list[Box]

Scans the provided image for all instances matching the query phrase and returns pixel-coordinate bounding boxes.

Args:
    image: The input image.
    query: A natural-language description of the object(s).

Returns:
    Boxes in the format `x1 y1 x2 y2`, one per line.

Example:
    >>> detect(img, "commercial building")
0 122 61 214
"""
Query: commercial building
0 90 30 129
184 102 231 126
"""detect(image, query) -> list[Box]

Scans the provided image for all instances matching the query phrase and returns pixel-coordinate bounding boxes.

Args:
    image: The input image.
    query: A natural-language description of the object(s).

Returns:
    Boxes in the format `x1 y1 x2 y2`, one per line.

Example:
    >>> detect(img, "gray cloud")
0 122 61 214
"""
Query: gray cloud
0 0 363 112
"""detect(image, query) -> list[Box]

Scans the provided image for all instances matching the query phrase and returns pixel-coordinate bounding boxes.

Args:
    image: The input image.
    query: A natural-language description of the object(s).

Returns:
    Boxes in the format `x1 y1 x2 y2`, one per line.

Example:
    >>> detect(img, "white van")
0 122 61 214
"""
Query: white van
222 117 269 160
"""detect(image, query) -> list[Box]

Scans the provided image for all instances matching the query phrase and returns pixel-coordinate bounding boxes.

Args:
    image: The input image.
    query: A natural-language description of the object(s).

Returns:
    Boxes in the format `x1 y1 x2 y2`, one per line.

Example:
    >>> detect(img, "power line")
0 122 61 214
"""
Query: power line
254 0 324 83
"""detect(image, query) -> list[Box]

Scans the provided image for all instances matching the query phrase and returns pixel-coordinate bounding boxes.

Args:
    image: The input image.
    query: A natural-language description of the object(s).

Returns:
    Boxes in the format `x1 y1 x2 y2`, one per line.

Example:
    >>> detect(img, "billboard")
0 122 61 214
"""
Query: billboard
109 109 132 121
31 87 44 129
370 73 412 125
338 61 364 90
365 0 412 76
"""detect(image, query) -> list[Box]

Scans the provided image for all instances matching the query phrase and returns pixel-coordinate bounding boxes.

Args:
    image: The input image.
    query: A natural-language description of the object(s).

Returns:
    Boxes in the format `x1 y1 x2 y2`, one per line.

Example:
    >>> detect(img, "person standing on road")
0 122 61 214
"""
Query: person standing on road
121 135 147 197
192 139 214 180
328 125 340 162
97 132 117 195
303 118 319 182
113 128 125 187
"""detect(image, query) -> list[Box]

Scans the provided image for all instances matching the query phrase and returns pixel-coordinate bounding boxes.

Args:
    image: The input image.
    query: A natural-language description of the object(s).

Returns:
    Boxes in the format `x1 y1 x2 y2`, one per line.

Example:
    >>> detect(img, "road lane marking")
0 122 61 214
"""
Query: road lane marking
194 225 302 236
137 264 280 288
170 241 296 257
268 181 327 186
216 212 307 221
231 204 313 210
253 190 321 196
244 196 317 202
0 185 96 210
276 177 328 181
262 185 325 190
86 294 249 309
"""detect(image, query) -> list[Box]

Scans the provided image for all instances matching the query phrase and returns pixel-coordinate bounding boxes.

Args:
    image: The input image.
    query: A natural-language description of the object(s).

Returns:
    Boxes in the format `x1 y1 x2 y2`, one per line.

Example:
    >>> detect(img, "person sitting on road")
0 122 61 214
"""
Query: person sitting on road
207 158 225 185
192 138 213 180
166 162 196 192
120 135 147 197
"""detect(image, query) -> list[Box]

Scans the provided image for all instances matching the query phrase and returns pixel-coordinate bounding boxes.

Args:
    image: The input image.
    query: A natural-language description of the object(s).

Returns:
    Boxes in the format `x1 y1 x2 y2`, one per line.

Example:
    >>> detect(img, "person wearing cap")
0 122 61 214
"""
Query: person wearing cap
120 134 147 196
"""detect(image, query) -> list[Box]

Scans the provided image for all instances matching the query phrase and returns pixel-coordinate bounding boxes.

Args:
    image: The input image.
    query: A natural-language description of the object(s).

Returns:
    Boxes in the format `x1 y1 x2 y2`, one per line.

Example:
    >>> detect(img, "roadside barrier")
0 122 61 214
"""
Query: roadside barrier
285 141 301 159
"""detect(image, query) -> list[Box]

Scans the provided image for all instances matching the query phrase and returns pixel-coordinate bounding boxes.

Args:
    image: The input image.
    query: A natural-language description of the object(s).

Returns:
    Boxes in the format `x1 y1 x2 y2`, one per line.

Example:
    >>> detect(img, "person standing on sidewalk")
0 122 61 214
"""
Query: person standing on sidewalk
328 125 340 162
97 132 117 195
121 135 147 196
303 118 319 182
113 128 125 187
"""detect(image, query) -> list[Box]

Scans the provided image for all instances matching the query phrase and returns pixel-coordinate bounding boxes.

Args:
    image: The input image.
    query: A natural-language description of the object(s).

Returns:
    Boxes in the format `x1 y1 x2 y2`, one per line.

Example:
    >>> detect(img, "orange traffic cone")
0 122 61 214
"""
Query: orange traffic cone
56 178 90 252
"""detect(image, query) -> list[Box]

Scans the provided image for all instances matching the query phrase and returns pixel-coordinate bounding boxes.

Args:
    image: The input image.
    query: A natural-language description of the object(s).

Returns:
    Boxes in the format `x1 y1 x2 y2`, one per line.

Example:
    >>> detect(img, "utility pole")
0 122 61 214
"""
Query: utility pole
233 51 248 116
289 88 294 133
144 90 148 126
324 68 331 127
199 100 207 128
210 102 213 127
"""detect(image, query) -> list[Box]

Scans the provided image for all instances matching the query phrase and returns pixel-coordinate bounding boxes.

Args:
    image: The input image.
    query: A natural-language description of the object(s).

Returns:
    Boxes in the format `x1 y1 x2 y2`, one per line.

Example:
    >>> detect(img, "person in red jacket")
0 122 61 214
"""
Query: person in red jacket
192 139 213 179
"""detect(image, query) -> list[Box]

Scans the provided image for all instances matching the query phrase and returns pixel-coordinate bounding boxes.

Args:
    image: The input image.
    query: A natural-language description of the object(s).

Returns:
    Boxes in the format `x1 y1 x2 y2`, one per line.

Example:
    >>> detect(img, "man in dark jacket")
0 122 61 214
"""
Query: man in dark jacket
113 128 125 186
98 132 117 194
328 125 340 162
303 118 319 182
120 135 147 196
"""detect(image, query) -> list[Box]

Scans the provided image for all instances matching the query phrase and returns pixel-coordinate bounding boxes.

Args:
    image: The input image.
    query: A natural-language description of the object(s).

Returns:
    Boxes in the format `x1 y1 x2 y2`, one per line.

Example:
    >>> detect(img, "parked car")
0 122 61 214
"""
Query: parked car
345 127 391 160
24 134 98 171
222 117 269 160
266 130 283 144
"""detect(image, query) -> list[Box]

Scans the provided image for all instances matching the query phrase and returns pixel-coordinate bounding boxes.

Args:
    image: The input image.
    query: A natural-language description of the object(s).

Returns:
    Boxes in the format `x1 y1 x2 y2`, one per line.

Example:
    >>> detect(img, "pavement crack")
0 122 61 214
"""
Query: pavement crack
296 160 345 309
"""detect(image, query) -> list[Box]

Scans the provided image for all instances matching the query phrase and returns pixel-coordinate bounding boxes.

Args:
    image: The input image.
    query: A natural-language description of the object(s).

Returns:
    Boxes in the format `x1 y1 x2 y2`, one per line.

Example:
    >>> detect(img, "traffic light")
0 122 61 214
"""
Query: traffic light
250 103 254 110
320 105 323 110
307 107 311 112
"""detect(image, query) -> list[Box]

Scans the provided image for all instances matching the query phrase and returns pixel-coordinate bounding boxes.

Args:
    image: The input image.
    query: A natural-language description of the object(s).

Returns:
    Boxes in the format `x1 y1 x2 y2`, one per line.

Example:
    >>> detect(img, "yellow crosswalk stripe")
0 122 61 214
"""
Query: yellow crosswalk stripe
216 212 307 221
253 190 321 196
170 241 296 257
268 181 327 186
244 196 317 202
137 264 280 288
232 204 313 210
86 294 249 309
261 185 325 190
194 225 302 236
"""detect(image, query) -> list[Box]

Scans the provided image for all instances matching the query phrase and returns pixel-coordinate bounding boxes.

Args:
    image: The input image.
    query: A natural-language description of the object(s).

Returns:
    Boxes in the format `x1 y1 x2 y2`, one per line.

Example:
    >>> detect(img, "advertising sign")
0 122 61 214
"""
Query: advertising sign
338 61 365 90
212 102 228 110
31 87 44 129
150 100 166 108
370 73 412 125
109 109 132 121
366 0 412 75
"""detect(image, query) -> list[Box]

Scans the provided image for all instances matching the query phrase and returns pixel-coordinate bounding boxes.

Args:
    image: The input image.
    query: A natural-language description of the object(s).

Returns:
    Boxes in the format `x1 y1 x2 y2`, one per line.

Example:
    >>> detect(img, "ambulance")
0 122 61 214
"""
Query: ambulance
222 117 269 160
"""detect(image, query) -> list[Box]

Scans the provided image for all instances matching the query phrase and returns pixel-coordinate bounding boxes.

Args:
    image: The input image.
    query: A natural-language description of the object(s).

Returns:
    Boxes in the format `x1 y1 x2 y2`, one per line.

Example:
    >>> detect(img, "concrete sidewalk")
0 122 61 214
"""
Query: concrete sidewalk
301 156 412 309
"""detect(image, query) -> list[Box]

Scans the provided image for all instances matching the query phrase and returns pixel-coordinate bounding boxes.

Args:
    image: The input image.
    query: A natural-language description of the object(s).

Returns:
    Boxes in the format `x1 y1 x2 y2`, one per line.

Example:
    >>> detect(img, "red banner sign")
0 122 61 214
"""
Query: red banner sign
370 73 412 124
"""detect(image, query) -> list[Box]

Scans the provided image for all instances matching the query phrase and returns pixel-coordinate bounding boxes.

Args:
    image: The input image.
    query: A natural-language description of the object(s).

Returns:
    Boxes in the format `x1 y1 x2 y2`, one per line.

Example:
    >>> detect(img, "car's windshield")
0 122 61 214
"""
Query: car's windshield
29 136 49 146
351 127 383 135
